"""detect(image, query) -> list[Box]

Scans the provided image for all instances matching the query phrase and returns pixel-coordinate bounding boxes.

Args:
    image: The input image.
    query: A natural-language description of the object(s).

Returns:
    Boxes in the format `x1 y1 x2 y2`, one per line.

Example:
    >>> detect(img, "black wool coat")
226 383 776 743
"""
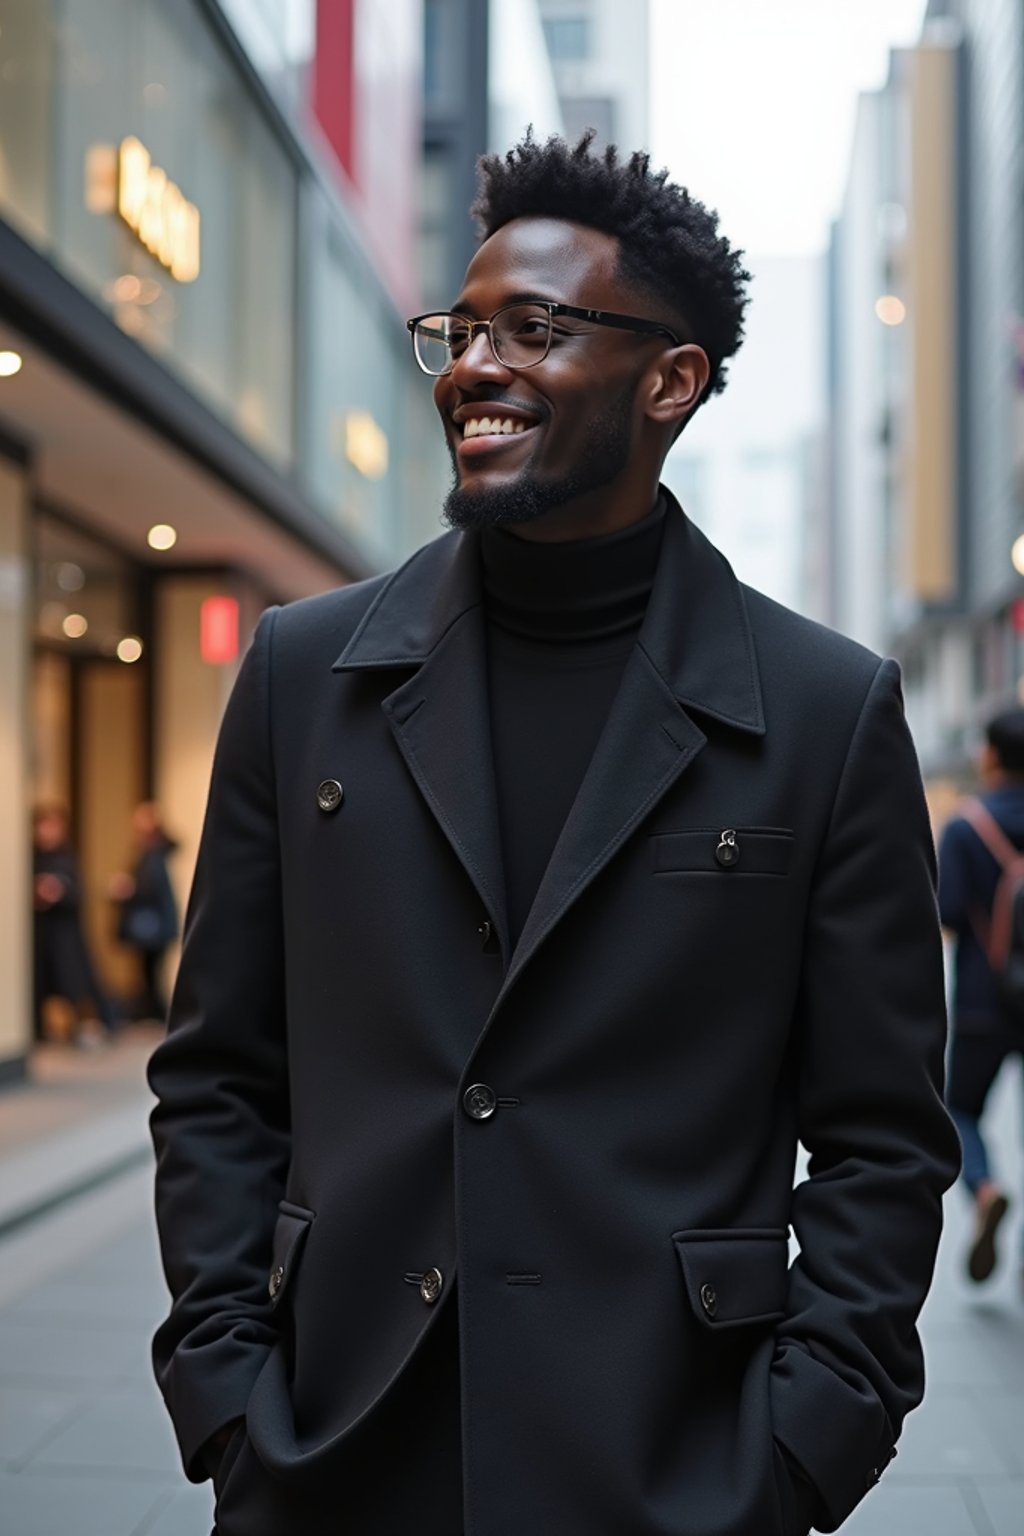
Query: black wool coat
149 493 960 1536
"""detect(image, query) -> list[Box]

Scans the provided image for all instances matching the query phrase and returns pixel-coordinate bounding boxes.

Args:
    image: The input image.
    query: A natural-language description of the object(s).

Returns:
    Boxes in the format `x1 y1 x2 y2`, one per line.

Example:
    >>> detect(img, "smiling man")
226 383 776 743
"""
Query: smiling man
149 132 959 1536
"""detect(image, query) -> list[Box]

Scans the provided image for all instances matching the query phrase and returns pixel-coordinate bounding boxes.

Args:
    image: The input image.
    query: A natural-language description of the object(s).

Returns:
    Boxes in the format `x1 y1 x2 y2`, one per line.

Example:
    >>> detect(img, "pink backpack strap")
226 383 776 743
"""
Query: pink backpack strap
959 798 1019 870
959 798 1023 968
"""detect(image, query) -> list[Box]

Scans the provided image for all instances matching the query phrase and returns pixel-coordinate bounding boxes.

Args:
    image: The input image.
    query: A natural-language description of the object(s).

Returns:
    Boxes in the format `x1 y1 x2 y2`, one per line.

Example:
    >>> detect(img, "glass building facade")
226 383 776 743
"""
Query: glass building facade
0 0 445 1078
0 0 442 560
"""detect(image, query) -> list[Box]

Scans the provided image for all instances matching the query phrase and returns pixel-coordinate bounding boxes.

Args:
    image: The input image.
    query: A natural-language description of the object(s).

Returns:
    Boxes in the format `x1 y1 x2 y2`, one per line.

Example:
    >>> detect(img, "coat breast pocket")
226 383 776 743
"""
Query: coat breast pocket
651 826 794 877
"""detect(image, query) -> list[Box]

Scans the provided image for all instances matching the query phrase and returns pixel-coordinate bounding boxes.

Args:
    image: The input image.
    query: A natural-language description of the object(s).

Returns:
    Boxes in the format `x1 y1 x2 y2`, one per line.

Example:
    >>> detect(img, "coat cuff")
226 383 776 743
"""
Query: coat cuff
771 1344 895 1531
158 1335 273 1482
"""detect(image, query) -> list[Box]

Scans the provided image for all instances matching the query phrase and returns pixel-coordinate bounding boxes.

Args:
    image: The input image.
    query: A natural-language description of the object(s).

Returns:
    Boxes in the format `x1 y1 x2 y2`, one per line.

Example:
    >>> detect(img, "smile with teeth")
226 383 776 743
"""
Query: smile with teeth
462 416 531 438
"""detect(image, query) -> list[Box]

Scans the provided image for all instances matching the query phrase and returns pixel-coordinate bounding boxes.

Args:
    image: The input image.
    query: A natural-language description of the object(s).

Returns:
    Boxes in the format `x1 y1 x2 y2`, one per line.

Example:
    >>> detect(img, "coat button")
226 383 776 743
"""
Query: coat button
316 779 344 813
269 1264 285 1301
699 1282 718 1317
463 1083 497 1120
478 918 492 948
420 1267 444 1304
715 830 739 868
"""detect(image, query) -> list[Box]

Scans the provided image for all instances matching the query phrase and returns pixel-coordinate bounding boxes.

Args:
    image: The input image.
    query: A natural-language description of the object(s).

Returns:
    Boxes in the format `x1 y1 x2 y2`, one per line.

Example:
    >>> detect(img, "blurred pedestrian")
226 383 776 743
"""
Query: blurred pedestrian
939 708 1024 1285
32 802 114 1046
111 801 179 1024
150 129 958 1536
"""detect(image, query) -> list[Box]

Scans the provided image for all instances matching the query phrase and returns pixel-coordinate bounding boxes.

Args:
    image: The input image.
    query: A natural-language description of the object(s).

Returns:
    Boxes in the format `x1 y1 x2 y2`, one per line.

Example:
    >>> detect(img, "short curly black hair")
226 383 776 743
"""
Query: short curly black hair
472 129 751 404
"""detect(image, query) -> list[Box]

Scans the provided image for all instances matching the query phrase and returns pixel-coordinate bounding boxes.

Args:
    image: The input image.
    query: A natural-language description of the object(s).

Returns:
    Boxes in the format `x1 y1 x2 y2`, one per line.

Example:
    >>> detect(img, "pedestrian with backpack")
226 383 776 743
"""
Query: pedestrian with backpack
939 707 1024 1286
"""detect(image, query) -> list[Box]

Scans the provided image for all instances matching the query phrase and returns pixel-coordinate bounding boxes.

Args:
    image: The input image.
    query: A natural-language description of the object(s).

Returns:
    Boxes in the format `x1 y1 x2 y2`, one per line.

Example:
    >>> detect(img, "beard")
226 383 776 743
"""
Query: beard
441 382 635 531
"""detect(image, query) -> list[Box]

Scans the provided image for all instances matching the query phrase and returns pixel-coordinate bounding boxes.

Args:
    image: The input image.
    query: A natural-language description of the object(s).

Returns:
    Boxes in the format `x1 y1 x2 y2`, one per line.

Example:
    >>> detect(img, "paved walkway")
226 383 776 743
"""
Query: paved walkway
0 1044 1021 1534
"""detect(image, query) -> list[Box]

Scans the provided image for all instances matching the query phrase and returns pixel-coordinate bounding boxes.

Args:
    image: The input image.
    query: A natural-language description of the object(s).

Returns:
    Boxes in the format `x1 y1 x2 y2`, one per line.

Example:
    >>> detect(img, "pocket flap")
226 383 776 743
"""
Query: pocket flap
652 828 794 875
672 1227 789 1330
268 1200 314 1308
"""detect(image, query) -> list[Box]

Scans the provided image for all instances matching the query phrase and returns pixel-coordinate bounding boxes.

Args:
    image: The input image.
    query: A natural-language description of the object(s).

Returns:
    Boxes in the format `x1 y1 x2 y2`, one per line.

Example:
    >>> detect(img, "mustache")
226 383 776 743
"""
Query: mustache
451 392 550 423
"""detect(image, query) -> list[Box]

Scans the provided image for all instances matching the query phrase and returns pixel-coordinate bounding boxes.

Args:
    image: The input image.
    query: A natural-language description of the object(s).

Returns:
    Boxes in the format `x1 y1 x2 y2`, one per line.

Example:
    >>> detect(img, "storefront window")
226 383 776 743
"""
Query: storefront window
303 194 407 565
1 0 296 466
216 0 315 107
33 515 138 658
0 0 54 244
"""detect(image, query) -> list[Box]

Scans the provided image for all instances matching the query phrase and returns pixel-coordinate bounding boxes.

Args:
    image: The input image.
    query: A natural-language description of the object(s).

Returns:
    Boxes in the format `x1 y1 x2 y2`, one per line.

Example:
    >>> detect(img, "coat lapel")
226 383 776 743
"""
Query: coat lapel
333 531 510 960
332 492 766 988
503 499 766 989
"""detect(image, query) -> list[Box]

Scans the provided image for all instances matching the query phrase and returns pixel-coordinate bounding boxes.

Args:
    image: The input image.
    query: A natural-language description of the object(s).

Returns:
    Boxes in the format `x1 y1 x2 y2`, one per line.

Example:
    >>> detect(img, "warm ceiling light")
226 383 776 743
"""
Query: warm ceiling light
116 636 143 663
0 350 23 377
111 273 143 302
56 561 85 592
62 613 88 639
1012 535 1024 576
107 273 162 306
147 523 177 550
875 295 906 326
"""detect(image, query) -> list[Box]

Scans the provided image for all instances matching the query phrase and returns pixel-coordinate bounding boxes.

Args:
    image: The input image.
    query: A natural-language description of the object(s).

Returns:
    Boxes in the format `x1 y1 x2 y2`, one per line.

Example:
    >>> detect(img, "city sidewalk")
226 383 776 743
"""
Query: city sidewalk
0 1046 1022 1535
0 1027 160 1237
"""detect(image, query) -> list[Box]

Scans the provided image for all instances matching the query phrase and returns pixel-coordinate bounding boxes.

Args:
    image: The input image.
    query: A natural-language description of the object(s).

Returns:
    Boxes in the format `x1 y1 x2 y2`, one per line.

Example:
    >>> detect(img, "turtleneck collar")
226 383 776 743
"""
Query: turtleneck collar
480 497 666 642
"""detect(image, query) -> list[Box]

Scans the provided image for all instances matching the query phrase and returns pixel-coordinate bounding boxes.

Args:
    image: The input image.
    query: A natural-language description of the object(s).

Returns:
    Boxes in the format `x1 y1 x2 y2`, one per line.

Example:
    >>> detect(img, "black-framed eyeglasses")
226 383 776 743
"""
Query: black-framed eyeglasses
405 300 682 376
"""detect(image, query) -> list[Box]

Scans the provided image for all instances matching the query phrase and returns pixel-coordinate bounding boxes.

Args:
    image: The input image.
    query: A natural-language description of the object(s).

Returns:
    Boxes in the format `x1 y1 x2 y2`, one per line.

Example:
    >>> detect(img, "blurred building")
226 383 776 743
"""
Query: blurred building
663 255 828 618
0 0 447 1080
828 2 1024 786
420 0 562 314
537 0 650 150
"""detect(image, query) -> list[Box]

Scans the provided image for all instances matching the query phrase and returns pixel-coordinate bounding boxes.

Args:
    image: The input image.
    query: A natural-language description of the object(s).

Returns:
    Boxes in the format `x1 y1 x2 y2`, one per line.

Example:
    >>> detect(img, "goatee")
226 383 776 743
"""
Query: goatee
441 382 635 531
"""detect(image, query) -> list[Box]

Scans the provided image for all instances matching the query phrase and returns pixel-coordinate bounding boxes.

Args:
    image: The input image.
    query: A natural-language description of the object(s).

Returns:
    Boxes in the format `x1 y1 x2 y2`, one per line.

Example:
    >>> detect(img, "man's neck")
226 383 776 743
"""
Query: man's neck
508 477 663 544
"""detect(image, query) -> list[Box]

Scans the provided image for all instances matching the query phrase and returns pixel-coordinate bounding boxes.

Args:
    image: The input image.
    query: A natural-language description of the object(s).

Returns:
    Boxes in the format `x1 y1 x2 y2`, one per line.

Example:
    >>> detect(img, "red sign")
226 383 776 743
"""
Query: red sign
200 596 239 664
312 0 422 312
1013 598 1024 635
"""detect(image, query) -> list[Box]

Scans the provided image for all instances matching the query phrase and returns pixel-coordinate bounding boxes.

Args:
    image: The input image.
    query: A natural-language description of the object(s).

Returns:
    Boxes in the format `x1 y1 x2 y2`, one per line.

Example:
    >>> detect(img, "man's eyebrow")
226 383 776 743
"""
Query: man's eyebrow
449 290 561 318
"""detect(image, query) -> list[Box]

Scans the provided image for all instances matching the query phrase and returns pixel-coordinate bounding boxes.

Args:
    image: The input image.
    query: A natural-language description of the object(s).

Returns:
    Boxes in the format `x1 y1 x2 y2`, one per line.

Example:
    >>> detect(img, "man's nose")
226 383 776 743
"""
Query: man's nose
449 326 514 387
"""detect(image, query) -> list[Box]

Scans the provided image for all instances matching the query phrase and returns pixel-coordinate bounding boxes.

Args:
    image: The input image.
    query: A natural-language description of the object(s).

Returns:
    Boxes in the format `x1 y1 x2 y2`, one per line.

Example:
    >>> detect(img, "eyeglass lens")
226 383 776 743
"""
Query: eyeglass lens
413 305 553 374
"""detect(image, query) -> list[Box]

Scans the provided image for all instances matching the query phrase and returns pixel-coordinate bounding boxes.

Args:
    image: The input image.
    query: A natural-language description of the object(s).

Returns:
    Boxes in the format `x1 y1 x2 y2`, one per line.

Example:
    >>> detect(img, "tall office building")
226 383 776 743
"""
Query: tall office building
827 2 1024 784
664 255 827 619
420 0 562 315
537 0 651 151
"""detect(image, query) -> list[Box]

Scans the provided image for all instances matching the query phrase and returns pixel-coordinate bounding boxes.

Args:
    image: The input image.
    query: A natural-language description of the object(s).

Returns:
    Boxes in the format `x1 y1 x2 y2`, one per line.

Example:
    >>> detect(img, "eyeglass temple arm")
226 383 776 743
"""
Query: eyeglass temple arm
548 304 680 344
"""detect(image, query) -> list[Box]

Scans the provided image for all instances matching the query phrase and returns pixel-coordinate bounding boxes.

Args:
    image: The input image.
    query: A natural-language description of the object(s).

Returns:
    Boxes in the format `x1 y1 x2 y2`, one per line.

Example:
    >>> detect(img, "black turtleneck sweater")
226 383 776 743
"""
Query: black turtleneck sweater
481 500 666 948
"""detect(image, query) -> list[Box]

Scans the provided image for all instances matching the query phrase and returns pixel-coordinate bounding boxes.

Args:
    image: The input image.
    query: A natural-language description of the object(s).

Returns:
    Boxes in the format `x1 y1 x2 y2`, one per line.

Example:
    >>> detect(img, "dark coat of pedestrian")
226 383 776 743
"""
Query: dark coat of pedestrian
113 801 179 1023
938 708 1024 1285
149 132 960 1536
33 804 113 1042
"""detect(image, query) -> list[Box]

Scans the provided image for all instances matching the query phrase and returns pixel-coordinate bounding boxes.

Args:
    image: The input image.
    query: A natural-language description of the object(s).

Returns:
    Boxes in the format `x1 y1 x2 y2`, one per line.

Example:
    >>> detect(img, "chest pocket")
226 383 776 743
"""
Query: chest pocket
651 827 794 877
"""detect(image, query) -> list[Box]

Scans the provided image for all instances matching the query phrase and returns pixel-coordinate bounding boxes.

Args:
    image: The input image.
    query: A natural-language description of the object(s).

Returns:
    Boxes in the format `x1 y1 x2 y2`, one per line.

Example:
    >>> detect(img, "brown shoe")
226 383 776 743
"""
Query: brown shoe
967 1186 1009 1282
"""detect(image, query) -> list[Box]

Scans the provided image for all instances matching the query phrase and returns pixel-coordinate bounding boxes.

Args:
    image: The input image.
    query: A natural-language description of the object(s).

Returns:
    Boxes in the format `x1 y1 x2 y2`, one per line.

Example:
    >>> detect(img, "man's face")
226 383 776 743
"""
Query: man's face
434 218 668 531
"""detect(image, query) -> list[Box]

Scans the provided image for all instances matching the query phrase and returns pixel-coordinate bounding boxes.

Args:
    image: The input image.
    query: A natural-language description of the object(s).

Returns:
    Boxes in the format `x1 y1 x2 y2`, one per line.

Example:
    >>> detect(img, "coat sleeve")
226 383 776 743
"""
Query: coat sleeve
770 658 961 1532
148 606 290 1481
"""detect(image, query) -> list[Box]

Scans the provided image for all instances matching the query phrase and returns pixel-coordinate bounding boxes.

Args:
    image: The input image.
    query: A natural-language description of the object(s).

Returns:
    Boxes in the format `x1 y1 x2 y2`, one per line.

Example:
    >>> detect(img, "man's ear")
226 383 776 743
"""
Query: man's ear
644 344 711 428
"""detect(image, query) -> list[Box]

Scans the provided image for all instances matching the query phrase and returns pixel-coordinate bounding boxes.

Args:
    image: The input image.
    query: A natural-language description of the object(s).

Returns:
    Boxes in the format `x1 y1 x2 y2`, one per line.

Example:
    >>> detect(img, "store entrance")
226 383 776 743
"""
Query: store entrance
32 513 149 1030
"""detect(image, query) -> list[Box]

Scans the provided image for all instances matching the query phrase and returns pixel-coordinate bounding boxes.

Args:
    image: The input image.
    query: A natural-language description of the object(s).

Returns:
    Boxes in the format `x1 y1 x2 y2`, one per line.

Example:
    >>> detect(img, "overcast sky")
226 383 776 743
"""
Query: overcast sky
650 0 929 258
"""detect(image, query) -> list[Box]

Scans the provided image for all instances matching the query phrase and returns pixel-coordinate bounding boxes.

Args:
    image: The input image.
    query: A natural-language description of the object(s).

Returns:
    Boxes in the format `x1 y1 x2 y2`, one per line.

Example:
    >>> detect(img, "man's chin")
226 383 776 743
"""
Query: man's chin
439 466 592 534
442 475 557 531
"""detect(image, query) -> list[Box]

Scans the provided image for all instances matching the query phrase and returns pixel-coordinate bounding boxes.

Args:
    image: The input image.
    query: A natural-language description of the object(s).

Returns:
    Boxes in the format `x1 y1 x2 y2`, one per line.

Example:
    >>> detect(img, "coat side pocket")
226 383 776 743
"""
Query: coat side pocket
672 1227 789 1330
268 1202 315 1309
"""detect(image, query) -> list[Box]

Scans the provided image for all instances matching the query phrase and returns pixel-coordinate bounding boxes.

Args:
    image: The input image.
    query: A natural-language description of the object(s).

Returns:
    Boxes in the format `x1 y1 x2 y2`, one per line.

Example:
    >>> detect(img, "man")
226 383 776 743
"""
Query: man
938 708 1024 1286
149 132 959 1536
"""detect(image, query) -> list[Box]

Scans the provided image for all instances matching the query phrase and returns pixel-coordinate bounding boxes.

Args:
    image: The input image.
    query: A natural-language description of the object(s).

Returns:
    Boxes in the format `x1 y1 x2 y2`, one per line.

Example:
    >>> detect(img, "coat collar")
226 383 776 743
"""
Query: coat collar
333 488 765 737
